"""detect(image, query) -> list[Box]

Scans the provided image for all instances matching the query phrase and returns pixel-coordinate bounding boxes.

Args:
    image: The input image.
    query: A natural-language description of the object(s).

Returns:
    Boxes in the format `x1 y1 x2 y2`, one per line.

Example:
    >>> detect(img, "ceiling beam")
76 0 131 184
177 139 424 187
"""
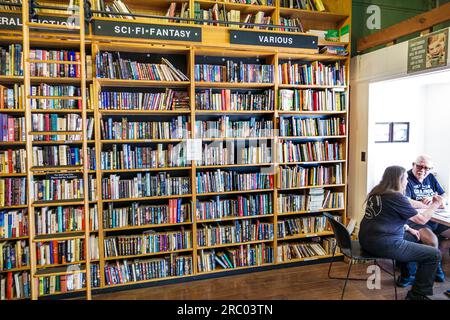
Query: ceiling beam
357 2 450 53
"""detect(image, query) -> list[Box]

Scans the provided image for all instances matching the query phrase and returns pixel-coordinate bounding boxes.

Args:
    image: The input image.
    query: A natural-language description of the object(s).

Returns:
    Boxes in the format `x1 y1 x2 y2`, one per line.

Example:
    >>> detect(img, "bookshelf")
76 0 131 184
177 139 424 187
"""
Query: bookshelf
0 0 350 299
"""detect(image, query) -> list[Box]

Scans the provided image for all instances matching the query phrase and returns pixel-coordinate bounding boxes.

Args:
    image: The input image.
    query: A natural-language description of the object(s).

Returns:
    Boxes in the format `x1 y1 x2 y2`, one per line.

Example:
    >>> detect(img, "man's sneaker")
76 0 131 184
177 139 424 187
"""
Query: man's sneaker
396 276 415 288
405 290 432 300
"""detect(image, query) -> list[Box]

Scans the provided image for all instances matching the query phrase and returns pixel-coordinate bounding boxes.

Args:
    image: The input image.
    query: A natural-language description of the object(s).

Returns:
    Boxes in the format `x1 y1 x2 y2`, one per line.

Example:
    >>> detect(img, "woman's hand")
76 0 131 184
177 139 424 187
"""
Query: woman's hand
407 227 421 241
422 197 433 206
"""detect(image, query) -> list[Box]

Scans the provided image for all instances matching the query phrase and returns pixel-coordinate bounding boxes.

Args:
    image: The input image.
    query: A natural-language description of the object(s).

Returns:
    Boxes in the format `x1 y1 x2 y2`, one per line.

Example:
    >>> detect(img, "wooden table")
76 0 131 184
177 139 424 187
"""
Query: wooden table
431 211 450 227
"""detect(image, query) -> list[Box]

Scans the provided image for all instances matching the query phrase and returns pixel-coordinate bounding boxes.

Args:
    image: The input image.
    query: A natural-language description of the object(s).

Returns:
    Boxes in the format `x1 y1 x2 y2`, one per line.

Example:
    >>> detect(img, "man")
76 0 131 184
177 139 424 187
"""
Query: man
397 155 450 287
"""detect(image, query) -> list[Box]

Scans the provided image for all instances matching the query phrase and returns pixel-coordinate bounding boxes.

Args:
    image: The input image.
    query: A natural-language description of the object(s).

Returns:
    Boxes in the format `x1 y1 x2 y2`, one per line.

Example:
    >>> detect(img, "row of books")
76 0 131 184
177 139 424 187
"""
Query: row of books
35 205 99 235
278 164 343 188
100 143 187 170
0 149 26 174
279 61 346 86
104 255 193 285
0 271 30 300
32 146 96 170
103 200 191 229
0 84 22 109
194 3 272 29
278 89 347 111
30 50 81 78
103 230 192 257
277 215 334 238
96 52 189 81
0 210 28 240
33 176 97 202
99 89 189 111
0 0 21 11
102 173 191 200
199 141 272 166
95 0 135 19
0 240 29 271
277 239 332 263
278 191 344 213
197 220 274 247
165 2 190 23
30 85 90 110
31 114 92 133
195 89 274 111
101 116 188 140
195 117 273 138
38 272 86 296
32 146 83 167
36 239 85 266
277 140 343 163
196 194 273 221
0 115 25 142
279 116 346 137
0 178 26 206
197 243 273 272
195 61 274 83
280 0 326 11
196 170 274 193
0 44 23 76
279 17 304 33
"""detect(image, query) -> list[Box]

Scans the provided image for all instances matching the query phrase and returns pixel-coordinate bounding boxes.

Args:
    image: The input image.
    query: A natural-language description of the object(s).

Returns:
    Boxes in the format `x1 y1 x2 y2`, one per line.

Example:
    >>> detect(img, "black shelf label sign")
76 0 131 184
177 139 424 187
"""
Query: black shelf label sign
0 12 85 34
230 30 318 49
92 20 202 42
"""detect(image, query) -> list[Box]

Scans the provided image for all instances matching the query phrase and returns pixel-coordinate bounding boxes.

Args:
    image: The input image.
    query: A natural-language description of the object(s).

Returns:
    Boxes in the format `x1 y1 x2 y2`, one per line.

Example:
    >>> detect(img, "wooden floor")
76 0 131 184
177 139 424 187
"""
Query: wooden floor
93 252 450 300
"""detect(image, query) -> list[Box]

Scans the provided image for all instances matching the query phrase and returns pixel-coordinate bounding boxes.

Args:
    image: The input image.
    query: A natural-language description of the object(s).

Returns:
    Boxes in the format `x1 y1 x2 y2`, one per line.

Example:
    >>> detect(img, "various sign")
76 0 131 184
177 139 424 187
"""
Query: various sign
0 12 83 33
230 30 318 49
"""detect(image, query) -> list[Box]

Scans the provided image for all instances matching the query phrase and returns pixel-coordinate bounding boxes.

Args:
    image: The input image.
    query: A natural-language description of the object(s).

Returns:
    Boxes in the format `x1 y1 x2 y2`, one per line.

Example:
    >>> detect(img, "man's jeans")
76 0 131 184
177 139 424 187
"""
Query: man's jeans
361 237 441 296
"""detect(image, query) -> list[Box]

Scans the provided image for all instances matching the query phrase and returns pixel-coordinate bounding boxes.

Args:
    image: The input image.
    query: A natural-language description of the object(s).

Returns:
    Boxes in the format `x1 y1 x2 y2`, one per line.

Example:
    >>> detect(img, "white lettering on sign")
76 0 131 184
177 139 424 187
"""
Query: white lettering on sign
114 25 192 39
366 5 381 30
258 35 293 45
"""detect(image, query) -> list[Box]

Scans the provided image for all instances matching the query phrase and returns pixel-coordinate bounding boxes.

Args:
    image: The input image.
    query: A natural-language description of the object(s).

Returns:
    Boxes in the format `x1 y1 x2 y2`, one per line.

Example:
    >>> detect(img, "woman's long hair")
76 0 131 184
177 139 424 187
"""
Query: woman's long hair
366 166 406 201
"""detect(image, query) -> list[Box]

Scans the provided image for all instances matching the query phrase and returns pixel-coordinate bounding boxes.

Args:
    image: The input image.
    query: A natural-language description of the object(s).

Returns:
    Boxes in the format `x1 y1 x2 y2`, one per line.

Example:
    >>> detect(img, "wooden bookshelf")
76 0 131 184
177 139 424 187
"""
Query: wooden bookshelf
0 0 351 300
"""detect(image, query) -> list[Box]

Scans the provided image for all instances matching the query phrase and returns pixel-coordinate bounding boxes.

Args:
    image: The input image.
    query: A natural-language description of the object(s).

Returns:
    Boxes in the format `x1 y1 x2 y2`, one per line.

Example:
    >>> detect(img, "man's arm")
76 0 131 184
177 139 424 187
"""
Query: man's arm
408 197 429 209
409 195 443 225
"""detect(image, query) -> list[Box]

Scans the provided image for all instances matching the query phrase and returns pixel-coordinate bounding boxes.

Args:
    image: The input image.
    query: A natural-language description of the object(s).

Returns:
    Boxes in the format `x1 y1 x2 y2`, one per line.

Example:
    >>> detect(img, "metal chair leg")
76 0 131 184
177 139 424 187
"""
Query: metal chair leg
392 259 397 300
328 244 337 279
341 260 353 300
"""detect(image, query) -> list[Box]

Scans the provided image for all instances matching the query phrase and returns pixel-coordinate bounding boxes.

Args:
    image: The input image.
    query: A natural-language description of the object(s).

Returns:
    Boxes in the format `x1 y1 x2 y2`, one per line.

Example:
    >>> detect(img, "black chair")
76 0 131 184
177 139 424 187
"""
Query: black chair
323 212 397 300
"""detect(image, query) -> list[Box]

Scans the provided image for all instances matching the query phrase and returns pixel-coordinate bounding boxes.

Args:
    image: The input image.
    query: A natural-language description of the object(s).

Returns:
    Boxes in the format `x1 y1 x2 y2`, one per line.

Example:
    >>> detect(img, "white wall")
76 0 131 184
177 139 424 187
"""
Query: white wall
367 80 425 191
424 83 450 194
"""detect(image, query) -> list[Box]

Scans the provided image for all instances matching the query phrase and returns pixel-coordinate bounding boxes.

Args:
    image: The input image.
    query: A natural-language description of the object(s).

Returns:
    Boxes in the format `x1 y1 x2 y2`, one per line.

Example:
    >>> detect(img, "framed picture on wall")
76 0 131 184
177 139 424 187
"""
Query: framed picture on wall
392 122 410 143
375 122 392 143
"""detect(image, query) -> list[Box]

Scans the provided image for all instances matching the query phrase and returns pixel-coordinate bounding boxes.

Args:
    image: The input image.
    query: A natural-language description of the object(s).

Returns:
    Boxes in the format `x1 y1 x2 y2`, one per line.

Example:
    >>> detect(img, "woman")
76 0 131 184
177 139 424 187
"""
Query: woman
359 166 442 300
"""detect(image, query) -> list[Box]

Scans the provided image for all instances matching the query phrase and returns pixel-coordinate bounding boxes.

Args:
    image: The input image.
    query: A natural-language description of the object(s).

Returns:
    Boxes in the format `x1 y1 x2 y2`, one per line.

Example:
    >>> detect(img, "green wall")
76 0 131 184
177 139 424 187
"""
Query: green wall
352 0 450 56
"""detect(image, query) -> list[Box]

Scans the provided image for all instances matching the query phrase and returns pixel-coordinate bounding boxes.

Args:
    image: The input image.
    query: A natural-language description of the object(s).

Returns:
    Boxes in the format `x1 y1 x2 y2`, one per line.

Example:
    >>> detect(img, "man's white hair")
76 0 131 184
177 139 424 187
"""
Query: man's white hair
415 154 433 166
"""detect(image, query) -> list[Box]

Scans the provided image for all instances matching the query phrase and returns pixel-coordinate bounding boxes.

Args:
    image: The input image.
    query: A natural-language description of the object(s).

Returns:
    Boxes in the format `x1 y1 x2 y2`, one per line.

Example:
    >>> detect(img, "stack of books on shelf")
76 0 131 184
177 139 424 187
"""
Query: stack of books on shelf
280 0 326 11
279 116 346 137
36 239 85 266
277 140 343 163
104 254 193 285
96 52 189 81
195 117 273 139
0 149 26 174
0 115 25 142
195 60 274 83
279 164 343 188
196 194 272 220
195 89 274 111
196 170 274 193
0 240 29 271
30 85 90 110
103 200 191 229
0 44 23 76
197 220 274 247
277 239 330 262
0 177 26 207
95 0 135 19
0 85 22 109
277 215 335 238
1 272 30 300
103 229 192 257
279 61 347 86
0 210 28 239
309 187 325 210
35 206 88 234
278 88 347 112
199 141 271 166
99 89 189 111
166 2 190 23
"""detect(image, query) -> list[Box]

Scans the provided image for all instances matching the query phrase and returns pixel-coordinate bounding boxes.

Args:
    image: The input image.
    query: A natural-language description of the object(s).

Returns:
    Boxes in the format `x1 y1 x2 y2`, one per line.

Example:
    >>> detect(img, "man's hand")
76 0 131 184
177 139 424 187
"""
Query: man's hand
407 227 421 241
432 195 444 207
422 197 433 206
